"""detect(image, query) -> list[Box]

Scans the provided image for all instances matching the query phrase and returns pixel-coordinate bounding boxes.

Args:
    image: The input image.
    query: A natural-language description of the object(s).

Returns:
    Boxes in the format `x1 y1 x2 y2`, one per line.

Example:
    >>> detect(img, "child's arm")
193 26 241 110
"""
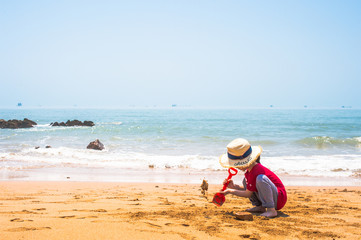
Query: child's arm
233 183 245 191
220 189 253 198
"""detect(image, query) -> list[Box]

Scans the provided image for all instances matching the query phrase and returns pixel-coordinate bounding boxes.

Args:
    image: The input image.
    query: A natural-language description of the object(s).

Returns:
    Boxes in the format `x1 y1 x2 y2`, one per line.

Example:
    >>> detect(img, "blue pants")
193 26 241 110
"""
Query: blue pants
243 174 278 209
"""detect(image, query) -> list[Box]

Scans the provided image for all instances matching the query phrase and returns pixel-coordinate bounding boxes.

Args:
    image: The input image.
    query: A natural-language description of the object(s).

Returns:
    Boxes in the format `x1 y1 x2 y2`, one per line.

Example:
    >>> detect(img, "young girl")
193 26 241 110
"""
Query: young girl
219 138 287 218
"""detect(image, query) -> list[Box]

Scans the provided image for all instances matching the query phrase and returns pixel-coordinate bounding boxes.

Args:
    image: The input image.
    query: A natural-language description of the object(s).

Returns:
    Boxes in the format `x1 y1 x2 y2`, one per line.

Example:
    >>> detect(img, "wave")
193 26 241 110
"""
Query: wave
13 125 91 133
262 155 361 177
0 147 222 171
296 136 361 148
1 147 361 178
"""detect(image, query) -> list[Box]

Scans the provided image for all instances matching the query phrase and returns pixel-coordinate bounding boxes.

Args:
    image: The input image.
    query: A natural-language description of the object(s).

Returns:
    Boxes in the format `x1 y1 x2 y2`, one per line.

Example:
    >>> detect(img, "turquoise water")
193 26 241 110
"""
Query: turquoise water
1 108 360 183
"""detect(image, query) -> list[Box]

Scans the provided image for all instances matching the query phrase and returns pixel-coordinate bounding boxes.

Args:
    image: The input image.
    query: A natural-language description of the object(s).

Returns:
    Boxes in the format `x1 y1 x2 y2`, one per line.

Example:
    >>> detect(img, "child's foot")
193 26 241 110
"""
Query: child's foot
246 206 266 213
260 208 277 218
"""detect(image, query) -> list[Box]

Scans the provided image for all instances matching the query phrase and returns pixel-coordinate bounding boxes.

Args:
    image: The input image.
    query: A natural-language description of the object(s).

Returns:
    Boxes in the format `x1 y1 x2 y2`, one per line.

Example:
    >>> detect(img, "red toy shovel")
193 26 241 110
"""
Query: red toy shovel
212 167 238 207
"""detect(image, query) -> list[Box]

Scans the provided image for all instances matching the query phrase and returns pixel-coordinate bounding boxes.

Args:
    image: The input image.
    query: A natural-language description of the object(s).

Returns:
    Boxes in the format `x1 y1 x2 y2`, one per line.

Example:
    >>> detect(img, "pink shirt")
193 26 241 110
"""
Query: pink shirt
244 163 287 210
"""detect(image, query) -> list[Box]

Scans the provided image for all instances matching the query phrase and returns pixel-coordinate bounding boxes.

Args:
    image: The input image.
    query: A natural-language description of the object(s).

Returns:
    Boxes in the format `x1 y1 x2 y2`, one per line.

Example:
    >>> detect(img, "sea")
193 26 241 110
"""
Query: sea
1 108 360 186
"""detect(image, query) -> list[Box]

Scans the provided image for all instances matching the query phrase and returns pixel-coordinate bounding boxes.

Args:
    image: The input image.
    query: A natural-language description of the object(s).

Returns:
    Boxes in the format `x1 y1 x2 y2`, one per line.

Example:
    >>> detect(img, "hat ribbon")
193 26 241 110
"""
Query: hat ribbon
227 146 252 160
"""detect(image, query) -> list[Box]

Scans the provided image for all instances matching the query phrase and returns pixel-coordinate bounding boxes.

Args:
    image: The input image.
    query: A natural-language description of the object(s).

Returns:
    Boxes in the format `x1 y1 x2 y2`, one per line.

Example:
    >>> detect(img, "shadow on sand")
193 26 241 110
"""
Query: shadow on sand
226 210 290 220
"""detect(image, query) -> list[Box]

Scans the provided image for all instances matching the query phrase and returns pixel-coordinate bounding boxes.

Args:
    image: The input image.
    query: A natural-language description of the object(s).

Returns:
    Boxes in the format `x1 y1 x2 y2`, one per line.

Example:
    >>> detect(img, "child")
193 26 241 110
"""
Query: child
219 138 287 218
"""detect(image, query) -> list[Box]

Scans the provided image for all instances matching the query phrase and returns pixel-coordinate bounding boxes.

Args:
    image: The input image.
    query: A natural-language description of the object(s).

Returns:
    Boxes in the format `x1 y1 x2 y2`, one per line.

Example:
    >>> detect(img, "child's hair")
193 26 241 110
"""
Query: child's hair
255 156 261 163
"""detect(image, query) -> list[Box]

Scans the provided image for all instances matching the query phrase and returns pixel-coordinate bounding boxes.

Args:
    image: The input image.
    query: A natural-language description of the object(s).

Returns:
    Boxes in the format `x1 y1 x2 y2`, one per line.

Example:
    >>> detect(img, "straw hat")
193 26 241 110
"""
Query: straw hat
219 138 262 169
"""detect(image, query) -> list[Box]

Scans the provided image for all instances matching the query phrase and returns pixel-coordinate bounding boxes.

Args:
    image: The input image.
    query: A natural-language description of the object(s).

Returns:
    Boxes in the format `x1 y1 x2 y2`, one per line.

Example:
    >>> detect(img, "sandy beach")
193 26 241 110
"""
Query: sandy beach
0 181 360 240
2 0 361 238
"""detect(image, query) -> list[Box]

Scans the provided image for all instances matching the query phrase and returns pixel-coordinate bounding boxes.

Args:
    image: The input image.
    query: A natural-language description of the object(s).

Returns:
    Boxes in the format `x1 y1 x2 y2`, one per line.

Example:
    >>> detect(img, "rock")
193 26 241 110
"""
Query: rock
0 119 37 129
51 120 94 127
83 121 95 127
35 146 40 149
19 120 33 128
4 120 18 129
66 120 82 126
87 139 104 150
24 118 37 125
45 145 52 148
234 212 253 221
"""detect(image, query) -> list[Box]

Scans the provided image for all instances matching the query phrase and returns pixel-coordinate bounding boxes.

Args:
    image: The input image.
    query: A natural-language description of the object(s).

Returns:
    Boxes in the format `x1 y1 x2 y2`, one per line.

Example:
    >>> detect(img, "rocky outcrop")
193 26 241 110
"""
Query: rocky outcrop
50 120 94 127
87 139 104 150
50 122 66 127
0 118 37 129
82 121 95 127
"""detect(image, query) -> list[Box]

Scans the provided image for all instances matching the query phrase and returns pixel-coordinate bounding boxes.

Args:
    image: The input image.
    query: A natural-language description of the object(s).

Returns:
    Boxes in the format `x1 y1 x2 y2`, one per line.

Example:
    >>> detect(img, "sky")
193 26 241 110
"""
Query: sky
0 0 360 108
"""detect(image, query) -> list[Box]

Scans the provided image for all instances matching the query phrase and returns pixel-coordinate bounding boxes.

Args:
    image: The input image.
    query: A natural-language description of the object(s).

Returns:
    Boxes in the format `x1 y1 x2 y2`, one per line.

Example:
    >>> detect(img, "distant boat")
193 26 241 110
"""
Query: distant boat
172 104 177 107
17 102 22 107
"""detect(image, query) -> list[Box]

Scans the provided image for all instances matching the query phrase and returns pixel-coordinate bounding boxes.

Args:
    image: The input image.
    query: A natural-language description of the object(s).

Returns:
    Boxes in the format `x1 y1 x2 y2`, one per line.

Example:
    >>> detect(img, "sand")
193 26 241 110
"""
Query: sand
0 181 360 240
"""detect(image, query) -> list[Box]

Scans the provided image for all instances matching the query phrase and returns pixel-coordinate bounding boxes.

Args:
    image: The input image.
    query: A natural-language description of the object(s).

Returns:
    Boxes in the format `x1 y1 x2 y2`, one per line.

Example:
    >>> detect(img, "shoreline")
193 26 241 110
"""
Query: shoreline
1 167 361 186
0 181 360 239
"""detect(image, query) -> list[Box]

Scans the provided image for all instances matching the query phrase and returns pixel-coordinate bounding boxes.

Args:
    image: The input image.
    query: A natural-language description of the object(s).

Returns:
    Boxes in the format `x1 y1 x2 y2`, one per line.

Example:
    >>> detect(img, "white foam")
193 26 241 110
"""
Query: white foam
15 124 92 133
262 155 361 177
0 147 222 171
0 147 360 178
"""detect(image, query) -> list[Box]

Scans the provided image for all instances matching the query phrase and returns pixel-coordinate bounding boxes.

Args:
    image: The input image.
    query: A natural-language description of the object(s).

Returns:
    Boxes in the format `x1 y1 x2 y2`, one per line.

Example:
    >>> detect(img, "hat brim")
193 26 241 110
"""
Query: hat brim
219 146 262 169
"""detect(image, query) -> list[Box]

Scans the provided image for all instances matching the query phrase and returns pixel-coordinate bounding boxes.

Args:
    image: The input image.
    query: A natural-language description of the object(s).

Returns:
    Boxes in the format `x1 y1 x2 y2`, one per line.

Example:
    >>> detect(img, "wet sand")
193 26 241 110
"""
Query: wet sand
0 181 360 239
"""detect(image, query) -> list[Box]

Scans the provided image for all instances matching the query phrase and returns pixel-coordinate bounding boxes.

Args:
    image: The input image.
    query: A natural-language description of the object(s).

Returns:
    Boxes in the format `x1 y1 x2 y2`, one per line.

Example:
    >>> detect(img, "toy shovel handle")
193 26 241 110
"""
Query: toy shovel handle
221 167 238 191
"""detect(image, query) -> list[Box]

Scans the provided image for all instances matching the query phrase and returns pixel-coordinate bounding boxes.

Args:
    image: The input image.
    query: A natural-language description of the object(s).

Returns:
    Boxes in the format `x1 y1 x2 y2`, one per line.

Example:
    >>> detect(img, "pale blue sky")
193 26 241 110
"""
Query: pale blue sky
1 1 360 108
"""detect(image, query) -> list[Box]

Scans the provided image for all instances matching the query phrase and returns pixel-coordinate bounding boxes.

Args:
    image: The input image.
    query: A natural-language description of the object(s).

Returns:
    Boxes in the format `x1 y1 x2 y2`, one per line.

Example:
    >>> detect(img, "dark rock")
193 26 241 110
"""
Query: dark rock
24 118 37 125
0 119 5 128
87 139 104 150
35 146 40 149
45 145 52 148
50 120 94 127
66 120 82 126
19 120 33 128
5 120 18 129
83 121 95 127
0 119 37 129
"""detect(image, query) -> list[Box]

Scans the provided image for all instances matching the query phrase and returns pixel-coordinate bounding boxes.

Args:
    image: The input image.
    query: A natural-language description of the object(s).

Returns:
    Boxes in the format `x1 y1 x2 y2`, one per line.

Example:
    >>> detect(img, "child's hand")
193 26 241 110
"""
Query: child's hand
223 179 235 189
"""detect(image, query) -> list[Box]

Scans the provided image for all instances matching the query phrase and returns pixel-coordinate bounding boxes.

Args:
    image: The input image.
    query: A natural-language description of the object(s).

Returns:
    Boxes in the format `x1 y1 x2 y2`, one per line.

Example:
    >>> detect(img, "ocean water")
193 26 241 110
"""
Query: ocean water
0 108 360 185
